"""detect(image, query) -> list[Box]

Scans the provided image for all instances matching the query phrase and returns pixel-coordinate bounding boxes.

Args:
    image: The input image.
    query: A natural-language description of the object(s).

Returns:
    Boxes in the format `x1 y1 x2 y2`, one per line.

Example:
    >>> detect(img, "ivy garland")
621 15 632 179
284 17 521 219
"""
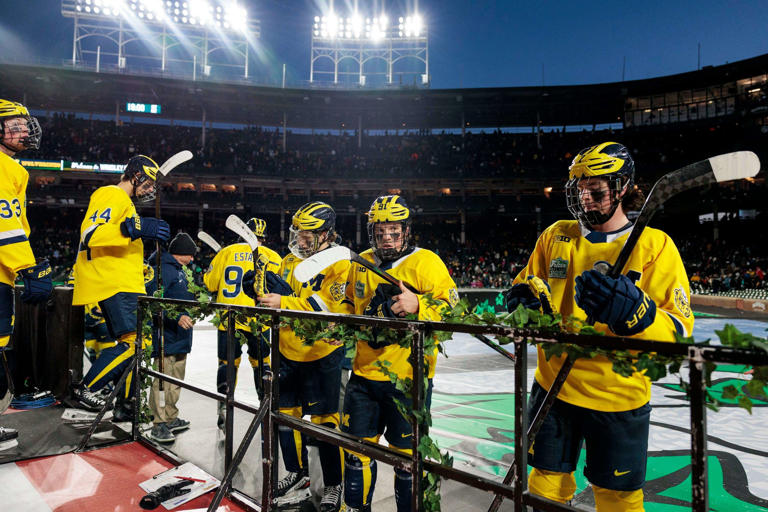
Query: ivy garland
138 275 767 511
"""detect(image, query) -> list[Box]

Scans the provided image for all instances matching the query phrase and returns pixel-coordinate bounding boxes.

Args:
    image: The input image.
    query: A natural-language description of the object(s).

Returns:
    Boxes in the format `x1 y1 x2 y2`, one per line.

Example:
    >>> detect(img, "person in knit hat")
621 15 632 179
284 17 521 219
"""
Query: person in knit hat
144 231 197 443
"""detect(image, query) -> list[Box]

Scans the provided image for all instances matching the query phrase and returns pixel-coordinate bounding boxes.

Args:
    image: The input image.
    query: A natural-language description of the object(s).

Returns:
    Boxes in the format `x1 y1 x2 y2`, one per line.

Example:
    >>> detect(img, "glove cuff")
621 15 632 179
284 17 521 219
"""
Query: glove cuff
610 292 657 336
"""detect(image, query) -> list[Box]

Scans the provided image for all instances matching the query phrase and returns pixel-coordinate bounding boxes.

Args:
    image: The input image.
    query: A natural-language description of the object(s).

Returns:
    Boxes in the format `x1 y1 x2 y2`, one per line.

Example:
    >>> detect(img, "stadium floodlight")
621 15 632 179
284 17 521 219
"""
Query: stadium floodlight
310 9 427 86
224 2 247 32
402 15 423 37
189 0 211 25
320 13 340 39
368 15 387 40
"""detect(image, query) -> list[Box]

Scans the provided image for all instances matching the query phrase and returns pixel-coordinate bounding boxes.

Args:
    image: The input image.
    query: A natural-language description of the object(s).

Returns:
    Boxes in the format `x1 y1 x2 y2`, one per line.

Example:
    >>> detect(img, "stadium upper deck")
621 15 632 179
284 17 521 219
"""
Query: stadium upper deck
0 53 767 130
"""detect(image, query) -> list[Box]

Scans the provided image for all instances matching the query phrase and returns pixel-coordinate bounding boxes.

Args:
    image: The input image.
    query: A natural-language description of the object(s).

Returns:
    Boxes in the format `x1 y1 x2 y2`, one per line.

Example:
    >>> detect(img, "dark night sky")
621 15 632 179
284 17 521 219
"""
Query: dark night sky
2 0 768 89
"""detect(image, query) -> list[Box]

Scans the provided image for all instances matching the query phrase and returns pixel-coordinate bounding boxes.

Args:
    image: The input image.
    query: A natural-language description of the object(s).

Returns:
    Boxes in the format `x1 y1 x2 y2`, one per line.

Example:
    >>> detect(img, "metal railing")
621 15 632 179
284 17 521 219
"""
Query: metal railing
75 295 768 512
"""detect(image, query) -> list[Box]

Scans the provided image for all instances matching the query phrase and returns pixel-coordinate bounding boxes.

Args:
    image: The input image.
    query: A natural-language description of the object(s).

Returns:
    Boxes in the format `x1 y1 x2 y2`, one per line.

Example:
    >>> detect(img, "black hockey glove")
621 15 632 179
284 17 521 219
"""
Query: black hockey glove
19 260 53 304
503 276 553 314
121 216 170 242
242 269 257 300
265 271 293 296
575 270 656 336
364 283 401 319
363 283 401 349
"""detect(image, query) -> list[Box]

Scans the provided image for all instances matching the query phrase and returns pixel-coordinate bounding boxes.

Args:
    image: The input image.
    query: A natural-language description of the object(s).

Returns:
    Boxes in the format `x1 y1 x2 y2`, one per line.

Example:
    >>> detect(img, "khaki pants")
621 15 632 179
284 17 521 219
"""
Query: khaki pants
149 353 187 425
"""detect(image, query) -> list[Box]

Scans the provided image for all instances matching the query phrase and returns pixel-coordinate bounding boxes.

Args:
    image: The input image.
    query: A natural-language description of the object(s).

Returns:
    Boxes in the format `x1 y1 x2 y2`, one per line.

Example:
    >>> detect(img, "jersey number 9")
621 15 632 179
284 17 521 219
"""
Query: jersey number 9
223 266 243 298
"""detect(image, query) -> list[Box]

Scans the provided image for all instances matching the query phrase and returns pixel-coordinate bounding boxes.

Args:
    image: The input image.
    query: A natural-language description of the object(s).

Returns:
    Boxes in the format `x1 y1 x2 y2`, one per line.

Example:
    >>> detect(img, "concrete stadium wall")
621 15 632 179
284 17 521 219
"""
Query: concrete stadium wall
692 294 768 315
461 289 768 316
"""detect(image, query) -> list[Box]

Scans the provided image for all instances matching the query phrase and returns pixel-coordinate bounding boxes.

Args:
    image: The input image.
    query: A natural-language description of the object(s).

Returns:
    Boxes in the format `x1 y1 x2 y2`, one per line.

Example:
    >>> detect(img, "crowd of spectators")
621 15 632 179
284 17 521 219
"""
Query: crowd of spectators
679 234 767 296
20 113 768 296
33 113 768 183
25 207 766 298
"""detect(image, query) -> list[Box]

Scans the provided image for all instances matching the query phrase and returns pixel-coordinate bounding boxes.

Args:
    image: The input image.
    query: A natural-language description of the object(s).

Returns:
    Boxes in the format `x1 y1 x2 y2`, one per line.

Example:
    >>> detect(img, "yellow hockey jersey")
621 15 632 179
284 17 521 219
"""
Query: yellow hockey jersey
347 248 459 382
0 152 36 286
278 253 353 362
72 185 146 305
515 220 694 412
203 243 281 332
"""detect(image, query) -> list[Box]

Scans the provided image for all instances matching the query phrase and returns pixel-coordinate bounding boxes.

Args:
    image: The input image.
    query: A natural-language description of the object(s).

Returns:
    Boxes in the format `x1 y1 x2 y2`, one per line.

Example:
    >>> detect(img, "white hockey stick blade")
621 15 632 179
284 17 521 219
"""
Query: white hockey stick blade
158 150 193 176
294 246 353 282
225 214 260 251
709 151 760 182
197 231 221 253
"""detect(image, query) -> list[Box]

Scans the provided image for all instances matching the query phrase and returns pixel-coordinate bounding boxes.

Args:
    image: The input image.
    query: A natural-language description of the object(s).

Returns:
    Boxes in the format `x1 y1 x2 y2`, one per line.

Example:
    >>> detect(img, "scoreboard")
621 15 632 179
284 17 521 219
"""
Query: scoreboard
126 102 162 114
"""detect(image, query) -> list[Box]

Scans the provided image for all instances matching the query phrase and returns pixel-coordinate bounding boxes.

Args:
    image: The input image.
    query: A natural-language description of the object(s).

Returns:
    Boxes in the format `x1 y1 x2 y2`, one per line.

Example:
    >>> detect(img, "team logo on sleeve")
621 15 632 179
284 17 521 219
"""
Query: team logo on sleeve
673 287 692 318
549 257 569 279
355 281 366 299
329 281 347 302
448 288 460 307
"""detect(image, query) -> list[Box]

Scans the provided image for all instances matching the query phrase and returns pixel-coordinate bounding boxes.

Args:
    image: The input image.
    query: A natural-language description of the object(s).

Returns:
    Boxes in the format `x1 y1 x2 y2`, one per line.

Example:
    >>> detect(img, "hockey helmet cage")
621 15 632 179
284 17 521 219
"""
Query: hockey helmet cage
0 99 41 151
566 142 635 227
247 217 267 239
288 202 336 259
123 154 160 203
367 195 413 261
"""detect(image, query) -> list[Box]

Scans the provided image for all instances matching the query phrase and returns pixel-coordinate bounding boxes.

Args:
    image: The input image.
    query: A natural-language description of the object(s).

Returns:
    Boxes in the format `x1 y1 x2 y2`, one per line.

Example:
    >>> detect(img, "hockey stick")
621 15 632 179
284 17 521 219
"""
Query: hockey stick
225 214 264 296
488 150 761 511
158 150 193 176
197 231 222 253
295 246 516 362
152 150 191 388
603 150 759 280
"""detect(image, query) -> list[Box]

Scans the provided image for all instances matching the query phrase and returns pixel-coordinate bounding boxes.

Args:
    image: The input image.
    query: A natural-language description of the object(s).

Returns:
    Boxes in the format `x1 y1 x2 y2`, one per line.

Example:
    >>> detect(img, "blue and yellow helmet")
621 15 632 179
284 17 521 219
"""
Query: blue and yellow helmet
123 155 160 203
367 195 412 261
292 202 336 232
0 98 42 151
247 217 267 239
566 142 635 227
289 202 336 259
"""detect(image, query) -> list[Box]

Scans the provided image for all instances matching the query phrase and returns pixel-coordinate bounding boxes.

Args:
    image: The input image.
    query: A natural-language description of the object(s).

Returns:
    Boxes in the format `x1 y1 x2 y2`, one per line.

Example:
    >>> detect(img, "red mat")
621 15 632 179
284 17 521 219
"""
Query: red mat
17 442 246 511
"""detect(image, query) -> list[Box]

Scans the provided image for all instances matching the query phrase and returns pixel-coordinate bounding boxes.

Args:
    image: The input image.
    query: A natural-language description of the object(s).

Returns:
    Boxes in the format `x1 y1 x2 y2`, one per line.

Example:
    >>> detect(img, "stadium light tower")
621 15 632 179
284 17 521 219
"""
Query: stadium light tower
61 0 260 80
310 10 428 88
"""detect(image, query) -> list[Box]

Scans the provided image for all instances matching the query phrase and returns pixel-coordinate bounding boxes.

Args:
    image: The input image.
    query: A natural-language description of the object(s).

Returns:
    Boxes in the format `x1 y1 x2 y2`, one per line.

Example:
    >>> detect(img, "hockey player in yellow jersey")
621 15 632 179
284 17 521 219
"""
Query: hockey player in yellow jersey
70 155 170 411
203 217 280 428
342 195 458 512
505 142 693 512
250 202 352 512
0 99 52 444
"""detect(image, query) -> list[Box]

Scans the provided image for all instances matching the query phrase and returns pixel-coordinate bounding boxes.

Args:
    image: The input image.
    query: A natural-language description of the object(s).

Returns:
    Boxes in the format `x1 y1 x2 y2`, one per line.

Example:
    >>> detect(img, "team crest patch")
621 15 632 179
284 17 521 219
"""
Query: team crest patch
282 268 291 281
549 257 568 279
330 281 347 302
674 287 692 318
355 281 366 299
448 288 460 307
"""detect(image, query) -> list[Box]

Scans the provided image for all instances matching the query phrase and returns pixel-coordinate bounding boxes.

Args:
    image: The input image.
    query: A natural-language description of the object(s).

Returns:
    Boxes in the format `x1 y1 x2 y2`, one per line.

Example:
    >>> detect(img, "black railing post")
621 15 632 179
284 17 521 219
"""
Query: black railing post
261 370 275 512
514 339 529 511
133 300 144 441
409 325 426 512
225 307 236 469
268 311 281 511
689 347 709 512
